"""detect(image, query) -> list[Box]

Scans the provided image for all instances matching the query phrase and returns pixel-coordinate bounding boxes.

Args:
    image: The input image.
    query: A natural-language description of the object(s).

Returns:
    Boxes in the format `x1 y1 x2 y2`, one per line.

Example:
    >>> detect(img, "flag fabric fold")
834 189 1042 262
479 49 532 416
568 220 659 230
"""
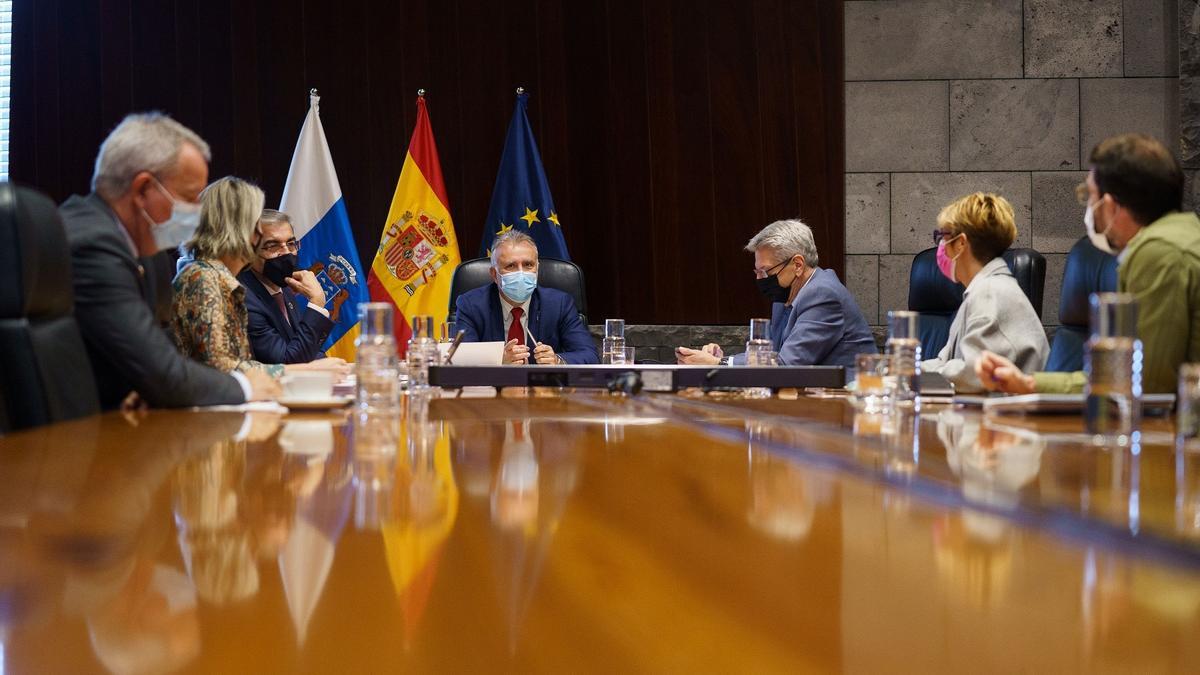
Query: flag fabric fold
478 92 569 260
280 91 369 362
368 95 461 353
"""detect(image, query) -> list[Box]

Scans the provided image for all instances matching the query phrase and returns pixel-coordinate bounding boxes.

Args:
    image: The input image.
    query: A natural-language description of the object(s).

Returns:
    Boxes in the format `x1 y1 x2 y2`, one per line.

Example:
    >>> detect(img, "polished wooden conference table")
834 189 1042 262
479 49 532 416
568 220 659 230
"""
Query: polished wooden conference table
1 387 1198 673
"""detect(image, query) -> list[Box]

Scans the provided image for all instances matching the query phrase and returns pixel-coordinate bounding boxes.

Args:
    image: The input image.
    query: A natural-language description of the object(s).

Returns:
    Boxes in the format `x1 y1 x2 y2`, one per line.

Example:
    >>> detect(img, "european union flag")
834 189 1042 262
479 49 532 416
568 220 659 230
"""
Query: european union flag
479 91 569 260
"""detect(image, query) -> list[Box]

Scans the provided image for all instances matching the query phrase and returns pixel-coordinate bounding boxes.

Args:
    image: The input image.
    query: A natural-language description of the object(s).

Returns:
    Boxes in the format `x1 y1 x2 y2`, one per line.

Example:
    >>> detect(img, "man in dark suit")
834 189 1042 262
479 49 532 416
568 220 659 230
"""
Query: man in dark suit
62 112 278 409
455 231 598 364
237 209 333 363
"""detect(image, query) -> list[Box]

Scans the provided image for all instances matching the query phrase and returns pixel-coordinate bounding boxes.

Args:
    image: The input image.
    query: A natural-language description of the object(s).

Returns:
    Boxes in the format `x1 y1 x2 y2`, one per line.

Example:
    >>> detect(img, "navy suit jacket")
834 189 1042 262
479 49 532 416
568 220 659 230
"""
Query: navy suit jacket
455 284 599 364
734 267 877 367
237 268 334 364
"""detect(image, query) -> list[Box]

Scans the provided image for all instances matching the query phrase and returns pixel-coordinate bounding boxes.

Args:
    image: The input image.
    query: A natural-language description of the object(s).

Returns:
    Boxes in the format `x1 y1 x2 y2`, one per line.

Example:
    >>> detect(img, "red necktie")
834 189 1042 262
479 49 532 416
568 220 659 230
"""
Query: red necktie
507 307 524 344
274 292 291 326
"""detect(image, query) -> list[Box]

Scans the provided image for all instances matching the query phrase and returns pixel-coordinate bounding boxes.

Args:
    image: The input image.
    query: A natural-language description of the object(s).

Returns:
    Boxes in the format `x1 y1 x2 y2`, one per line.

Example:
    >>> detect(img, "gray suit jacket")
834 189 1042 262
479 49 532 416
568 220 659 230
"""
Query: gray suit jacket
62 193 245 409
735 267 878 367
921 257 1049 392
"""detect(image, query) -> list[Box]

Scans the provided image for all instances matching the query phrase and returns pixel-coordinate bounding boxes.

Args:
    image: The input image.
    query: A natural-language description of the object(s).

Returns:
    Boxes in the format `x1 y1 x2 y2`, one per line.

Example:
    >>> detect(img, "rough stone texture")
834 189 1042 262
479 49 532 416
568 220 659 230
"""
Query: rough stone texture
1080 78 1181 157
891 173 1033 254
845 173 890 254
950 80 1080 170
845 255 880 327
588 325 749 363
878 255 914 325
1031 171 1089 254
1182 0 1200 167
845 0 1023 81
1125 0 1180 76
846 81 949 172
1024 0 1123 77
1186 169 1200 213
1040 253 1068 326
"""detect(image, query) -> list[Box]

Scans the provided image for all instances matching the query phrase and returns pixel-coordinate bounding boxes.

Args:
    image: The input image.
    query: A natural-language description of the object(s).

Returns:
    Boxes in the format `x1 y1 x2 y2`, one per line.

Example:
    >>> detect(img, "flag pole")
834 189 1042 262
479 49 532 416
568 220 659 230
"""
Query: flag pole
417 88 425 98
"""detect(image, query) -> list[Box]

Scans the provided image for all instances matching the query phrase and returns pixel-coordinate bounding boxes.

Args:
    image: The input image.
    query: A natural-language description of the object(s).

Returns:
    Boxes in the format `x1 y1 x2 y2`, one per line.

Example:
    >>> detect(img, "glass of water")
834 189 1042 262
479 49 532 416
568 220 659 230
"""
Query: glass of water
355 303 400 412
886 311 921 409
602 319 627 363
1178 364 1200 451
1084 293 1142 441
854 353 890 412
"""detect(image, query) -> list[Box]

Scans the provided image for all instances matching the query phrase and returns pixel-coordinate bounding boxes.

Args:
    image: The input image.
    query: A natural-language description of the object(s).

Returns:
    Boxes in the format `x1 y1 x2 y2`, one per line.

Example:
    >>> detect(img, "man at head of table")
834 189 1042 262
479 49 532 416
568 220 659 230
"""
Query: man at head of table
977 133 1200 395
454 230 599 365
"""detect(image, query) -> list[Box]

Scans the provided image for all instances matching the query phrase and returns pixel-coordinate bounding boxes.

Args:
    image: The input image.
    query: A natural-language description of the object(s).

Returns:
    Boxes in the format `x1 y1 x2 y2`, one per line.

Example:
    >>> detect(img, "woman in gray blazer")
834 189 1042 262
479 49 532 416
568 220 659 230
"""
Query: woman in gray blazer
922 193 1049 392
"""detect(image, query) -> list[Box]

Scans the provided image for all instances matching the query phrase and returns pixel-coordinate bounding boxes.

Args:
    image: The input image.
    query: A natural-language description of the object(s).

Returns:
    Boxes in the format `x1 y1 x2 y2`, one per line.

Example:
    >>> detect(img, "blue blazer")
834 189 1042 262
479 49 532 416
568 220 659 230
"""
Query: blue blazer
455 284 599 364
238 268 334 364
735 267 877 367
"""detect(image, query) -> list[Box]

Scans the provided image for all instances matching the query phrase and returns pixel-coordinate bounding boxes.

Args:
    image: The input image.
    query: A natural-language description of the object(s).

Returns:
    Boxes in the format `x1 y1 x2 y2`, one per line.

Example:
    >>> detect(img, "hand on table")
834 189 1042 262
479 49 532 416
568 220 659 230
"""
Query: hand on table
503 339 530 365
675 345 721 365
975 350 1036 394
245 369 282 401
532 342 561 365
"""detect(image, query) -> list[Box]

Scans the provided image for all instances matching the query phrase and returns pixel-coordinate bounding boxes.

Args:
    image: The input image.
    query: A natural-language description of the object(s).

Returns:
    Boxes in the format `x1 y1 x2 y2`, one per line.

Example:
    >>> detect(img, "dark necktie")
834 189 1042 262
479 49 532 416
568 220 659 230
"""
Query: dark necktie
508 307 524 344
274 292 292 327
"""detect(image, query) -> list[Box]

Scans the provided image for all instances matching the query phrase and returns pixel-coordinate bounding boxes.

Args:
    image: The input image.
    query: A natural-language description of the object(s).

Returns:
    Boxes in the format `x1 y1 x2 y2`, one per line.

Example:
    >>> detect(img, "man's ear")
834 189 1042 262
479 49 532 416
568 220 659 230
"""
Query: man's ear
490 267 499 284
129 171 155 206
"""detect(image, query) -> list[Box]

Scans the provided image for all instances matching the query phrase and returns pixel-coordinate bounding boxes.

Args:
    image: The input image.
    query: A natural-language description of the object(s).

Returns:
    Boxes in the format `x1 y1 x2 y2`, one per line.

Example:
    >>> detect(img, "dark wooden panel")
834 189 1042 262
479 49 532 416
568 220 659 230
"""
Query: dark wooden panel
11 0 844 325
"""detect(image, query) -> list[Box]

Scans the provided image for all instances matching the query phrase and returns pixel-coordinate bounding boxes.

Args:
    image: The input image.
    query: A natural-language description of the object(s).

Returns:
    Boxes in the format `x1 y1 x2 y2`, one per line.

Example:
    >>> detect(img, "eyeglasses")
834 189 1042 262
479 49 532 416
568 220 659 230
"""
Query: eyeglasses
754 258 790 279
930 229 958 246
260 239 300 254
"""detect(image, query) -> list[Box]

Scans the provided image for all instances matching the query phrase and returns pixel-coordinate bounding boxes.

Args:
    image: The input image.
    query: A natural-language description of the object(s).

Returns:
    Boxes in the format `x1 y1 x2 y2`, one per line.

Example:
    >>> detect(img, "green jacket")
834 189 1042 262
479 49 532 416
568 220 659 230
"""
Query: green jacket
1034 211 1200 394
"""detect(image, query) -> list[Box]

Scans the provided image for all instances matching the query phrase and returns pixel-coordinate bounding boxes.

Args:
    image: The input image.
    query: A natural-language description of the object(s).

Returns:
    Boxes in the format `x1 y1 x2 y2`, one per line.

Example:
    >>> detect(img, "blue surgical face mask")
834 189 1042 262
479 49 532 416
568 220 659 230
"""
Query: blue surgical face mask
499 271 537 303
142 178 201 253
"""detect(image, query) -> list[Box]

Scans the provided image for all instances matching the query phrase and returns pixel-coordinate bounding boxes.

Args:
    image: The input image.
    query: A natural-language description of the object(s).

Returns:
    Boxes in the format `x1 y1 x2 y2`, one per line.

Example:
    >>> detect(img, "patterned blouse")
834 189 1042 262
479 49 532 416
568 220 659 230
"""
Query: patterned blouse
171 260 284 378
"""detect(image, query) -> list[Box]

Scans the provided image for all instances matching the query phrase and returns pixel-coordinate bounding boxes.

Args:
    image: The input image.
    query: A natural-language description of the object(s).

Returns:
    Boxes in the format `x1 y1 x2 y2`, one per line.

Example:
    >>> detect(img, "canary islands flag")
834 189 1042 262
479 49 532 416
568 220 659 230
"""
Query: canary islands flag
478 91 568 260
280 90 369 362
368 94 461 355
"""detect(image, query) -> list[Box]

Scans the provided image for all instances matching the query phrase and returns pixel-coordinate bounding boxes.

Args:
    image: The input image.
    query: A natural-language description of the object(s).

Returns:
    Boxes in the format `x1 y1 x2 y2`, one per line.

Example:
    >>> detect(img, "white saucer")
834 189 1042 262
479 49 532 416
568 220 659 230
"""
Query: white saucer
279 395 353 410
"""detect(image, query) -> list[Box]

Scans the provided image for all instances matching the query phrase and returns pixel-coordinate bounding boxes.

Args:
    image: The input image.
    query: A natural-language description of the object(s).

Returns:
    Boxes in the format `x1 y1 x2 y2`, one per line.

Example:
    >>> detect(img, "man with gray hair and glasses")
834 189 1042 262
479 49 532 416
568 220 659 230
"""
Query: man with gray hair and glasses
61 112 279 409
676 218 877 367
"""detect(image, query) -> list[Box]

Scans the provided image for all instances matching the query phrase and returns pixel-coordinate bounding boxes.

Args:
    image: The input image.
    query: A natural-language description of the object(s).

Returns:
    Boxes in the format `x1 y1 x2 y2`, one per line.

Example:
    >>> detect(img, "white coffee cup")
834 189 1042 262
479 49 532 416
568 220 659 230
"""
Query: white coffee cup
281 371 335 401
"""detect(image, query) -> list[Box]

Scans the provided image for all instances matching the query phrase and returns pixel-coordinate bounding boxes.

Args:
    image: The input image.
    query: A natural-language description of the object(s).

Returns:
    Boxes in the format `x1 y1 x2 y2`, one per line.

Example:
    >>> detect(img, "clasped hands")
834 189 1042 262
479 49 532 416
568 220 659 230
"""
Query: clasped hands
503 339 560 365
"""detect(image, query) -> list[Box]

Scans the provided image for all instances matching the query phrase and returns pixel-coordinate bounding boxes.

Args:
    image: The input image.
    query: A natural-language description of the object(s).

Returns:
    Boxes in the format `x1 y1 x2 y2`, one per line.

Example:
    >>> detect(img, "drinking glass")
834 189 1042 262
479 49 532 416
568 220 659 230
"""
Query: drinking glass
886 311 921 409
356 303 400 412
1177 364 1200 451
602 319 626 363
1084 293 1141 441
854 353 890 412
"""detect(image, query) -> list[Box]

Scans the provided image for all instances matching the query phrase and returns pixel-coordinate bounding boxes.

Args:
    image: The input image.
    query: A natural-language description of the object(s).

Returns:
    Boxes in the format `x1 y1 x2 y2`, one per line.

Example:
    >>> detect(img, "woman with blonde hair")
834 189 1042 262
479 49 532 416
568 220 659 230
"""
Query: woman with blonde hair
171 176 344 377
921 192 1048 392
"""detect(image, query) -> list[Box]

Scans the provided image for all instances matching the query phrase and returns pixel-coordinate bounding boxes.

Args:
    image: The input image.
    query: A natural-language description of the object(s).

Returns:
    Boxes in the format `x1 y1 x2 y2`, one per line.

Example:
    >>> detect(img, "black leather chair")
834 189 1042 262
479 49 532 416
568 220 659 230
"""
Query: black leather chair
907 247 1046 358
447 256 588 324
0 183 99 433
1045 237 1119 372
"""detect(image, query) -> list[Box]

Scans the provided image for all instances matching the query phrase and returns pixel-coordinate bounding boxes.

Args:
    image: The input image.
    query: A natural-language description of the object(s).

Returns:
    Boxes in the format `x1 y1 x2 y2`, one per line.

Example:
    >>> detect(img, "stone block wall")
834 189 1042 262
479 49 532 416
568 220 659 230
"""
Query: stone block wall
844 0 1180 328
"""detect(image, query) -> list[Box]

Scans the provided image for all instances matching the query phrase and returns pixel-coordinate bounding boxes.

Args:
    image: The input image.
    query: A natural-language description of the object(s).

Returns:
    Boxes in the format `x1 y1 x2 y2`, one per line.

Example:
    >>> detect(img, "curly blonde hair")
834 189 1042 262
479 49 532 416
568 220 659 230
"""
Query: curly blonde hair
937 192 1017 262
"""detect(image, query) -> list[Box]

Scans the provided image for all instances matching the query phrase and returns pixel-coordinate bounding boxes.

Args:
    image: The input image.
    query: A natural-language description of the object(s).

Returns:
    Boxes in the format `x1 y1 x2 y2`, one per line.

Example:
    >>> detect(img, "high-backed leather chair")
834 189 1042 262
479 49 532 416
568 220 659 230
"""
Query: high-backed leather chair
907 247 1047 358
0 183 99 432
1045 237 1119 371
447 257 588 324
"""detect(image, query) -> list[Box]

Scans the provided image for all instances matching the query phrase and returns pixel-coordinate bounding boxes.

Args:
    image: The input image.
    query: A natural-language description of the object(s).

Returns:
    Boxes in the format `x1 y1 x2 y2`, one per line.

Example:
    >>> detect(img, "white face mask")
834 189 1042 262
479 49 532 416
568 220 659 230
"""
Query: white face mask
1084 201 1116 256
141 178 201 253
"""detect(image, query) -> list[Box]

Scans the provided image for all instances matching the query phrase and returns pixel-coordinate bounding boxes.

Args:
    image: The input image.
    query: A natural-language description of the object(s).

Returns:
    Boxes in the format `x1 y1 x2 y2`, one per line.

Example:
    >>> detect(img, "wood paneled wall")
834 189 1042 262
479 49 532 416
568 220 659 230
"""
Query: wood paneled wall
12 0 843 324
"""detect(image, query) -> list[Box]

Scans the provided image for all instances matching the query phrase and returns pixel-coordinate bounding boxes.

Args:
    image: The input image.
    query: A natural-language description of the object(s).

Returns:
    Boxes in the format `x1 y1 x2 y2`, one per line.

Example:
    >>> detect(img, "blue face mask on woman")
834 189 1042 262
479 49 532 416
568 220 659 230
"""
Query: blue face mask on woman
499 271 537 303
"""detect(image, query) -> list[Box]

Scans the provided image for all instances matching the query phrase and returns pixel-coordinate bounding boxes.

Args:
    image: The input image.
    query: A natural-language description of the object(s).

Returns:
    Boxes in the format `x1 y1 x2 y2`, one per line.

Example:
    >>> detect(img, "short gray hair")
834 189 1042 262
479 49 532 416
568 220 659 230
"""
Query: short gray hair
489 230 538 267
745 219 819 267
92 112 212 199
258 208 292 229
189 176 263 263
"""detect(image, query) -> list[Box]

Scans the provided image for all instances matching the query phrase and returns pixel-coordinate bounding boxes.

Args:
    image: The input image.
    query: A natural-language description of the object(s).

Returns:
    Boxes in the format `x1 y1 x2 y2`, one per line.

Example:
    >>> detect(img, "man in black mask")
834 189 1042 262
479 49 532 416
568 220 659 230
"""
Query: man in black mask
676 219 877 367
237 209 334 363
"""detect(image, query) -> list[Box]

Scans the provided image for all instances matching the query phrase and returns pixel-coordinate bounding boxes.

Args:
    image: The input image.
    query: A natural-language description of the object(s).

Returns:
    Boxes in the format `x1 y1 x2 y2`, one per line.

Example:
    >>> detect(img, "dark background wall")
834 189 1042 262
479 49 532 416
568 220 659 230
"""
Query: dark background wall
12 0 843 325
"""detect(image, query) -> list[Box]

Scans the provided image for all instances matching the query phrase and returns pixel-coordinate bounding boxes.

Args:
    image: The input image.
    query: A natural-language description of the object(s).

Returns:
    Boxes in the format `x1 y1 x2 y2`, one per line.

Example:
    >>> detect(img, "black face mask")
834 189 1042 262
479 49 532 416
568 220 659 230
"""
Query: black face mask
755 273 791 304
262 253 298 286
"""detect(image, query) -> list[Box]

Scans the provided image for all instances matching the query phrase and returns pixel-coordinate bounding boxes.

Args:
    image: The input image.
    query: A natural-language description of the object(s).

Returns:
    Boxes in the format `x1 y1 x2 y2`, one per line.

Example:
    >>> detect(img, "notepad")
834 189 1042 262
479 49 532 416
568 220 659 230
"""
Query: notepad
981 393 1175 416
438 341 506 365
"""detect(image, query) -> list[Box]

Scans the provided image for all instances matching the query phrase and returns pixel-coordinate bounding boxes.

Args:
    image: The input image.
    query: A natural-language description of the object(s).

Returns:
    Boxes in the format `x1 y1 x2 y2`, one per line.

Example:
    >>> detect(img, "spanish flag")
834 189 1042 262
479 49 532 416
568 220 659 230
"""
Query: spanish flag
368 94 461 354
